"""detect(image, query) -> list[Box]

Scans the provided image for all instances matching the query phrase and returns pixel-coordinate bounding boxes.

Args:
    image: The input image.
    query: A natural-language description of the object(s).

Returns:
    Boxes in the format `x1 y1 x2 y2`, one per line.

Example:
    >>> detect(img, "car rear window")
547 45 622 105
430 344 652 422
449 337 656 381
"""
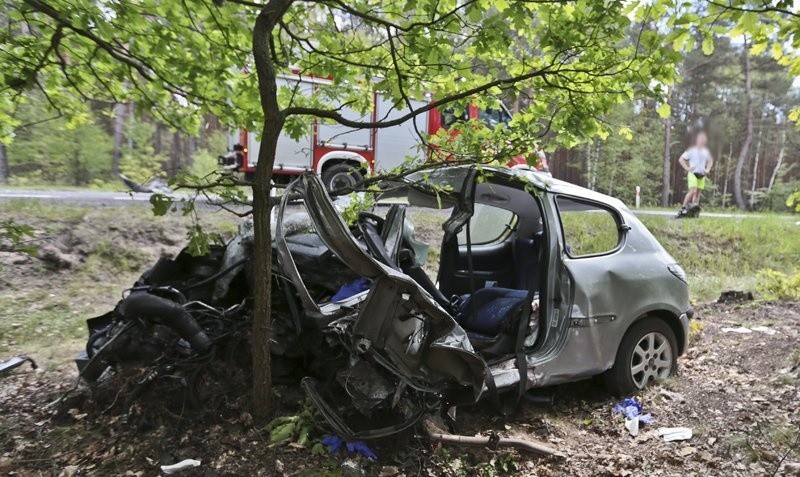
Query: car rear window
556 196 621 257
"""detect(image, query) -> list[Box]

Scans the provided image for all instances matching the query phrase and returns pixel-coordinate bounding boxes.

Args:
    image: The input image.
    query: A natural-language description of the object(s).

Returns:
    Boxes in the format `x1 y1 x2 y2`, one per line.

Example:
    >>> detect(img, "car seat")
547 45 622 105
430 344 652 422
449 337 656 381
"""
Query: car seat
456 287 533 357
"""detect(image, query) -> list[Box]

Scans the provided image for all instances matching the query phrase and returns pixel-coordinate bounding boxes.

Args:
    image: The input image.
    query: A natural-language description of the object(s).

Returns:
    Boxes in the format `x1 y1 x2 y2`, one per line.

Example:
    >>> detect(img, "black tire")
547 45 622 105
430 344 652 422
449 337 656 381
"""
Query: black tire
602 317 678 396
321 163 363 193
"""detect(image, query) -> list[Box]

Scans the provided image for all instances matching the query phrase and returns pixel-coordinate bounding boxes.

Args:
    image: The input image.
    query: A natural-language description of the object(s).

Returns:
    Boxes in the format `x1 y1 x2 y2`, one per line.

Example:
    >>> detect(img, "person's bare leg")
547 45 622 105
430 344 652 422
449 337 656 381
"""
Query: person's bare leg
694 189 701 206
683 188 696 208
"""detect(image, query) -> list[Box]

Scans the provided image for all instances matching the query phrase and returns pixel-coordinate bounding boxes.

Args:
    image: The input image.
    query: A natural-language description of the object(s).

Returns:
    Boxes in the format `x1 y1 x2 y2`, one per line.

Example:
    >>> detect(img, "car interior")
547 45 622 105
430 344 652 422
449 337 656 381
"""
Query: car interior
280 175 548 359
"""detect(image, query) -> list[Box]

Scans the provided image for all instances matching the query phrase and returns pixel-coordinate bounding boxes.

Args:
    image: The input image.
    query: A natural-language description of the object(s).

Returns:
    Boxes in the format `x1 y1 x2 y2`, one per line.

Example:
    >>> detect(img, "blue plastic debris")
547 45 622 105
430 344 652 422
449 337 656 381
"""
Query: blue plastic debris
321 435 377 460
332 278 371 303
613 397 653 424
346 441 378 460
321 435 345 453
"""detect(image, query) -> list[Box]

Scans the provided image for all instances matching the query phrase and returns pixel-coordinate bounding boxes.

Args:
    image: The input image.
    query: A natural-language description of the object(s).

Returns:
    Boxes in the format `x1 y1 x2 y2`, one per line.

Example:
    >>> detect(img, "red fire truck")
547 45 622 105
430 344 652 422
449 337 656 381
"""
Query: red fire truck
219 73 549 190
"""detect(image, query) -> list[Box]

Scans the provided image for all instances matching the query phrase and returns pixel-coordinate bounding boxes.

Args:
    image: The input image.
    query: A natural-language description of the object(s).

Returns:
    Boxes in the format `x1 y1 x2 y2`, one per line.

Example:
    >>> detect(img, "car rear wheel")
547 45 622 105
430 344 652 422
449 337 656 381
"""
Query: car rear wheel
603 317 677 396
321 163 363 193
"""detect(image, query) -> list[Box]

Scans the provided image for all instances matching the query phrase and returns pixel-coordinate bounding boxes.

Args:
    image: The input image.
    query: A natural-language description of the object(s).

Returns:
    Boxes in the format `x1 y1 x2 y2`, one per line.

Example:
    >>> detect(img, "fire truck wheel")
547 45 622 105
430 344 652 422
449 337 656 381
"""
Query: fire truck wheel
321 163 363 193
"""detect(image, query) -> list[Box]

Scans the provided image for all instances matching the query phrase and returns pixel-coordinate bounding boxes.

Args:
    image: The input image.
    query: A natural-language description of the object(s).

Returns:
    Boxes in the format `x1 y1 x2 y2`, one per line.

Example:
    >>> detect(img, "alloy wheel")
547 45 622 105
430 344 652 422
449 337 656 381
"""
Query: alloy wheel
630 331 673 388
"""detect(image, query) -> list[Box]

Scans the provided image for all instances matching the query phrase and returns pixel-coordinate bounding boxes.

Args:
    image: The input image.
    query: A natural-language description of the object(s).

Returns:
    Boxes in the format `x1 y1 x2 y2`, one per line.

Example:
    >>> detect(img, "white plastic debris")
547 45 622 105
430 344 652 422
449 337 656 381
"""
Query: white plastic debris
160 459 201 475
751 326 777 335
721 326 752 334
657 427 693 442
625 416 640 436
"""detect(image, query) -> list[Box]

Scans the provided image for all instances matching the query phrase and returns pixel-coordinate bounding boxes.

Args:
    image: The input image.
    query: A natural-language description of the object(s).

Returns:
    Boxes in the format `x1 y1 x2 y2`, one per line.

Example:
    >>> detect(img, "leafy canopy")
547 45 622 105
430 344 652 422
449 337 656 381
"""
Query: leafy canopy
2 0 683 151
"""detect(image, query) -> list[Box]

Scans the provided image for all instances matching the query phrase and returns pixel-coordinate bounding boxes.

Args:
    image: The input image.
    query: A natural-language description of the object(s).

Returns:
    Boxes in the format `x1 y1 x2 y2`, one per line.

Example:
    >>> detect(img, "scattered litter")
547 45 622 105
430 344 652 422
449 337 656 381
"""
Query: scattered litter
751 325 777 335
613 398 654 436
322 435 378 460
0 355 38 376
160 459 201 475
721 326 753 334
722 325 777 335
657 427 693 442
625 417 641 437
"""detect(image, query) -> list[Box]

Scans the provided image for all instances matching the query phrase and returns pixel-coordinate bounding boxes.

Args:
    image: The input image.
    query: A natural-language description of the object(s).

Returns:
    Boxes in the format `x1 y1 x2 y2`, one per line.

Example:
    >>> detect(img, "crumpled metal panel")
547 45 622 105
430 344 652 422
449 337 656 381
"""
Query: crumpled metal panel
213 219 253 301
298 173 486 400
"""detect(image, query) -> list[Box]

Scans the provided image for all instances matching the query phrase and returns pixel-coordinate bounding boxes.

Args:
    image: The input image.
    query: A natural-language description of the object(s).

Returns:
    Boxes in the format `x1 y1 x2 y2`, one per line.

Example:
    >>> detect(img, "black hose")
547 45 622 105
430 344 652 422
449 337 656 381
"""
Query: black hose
119 292 212 352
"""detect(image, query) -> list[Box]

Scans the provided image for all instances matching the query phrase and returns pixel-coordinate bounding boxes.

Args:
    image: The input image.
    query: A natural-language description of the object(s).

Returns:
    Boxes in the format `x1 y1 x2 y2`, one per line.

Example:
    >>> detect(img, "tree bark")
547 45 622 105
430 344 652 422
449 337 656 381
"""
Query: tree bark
767 125 786 192
154 123 164 156
169 131 182 177
733 43 753 210
184 136 196 169
661 98 672 206
250 0 292 419
749 124 762 208
111 102 126 176
722 141 732 208
0 142 8 183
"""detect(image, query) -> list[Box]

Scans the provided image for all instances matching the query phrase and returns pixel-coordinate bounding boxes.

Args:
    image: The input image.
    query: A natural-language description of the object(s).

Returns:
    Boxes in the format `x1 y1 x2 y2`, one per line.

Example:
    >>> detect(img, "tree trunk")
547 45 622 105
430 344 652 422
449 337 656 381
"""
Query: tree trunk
749 125 763 208
250 0 291 419
661 88 672 207
584 142 592 189
168 131 182 177
0 142 8 184
722 141 732 208
154 123 164 156
712 140 722 202
767 125 786 192
733 42 753 210
112 102 127 176
591 140 600 191
184 136 196 169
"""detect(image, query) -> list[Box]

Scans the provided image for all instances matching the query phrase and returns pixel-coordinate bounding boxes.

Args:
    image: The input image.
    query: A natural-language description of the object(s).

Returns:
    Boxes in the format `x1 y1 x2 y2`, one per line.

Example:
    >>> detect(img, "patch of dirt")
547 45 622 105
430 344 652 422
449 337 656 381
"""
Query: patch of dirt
2 301 798 476
1 210 187 289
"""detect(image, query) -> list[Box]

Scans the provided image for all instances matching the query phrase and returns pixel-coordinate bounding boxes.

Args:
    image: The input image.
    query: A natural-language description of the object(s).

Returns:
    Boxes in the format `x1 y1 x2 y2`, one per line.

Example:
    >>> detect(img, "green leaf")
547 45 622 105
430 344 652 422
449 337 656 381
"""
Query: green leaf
656 103 671 118
771 42 783 60
186 224 211 257
701 35 714 55
150 193 173 216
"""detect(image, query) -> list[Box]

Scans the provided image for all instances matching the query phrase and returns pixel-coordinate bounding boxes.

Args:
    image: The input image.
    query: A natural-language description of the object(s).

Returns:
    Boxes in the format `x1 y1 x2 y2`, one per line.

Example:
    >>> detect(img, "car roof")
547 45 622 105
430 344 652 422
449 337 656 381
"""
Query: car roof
518 169 628 209
400 164 630 212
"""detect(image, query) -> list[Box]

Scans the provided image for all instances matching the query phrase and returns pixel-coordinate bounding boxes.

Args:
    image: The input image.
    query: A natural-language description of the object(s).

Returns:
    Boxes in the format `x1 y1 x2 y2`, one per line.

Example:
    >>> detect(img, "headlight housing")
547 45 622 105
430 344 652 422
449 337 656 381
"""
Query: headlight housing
668 263 688 284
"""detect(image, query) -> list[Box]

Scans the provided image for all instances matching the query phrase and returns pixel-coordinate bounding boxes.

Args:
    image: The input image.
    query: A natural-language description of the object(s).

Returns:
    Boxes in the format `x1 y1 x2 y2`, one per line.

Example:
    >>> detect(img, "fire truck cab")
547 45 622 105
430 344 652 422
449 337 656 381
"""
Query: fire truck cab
219 74 549 190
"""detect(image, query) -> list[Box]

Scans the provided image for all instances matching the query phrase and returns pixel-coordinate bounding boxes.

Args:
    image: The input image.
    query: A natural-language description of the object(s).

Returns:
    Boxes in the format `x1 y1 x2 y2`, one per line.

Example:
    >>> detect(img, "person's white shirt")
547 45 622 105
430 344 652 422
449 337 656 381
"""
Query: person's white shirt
680 146 712 174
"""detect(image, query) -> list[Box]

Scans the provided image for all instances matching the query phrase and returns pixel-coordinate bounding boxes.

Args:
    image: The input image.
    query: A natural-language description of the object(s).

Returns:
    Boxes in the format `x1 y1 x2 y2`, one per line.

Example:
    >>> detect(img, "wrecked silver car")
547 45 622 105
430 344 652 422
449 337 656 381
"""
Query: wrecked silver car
76 166 692 439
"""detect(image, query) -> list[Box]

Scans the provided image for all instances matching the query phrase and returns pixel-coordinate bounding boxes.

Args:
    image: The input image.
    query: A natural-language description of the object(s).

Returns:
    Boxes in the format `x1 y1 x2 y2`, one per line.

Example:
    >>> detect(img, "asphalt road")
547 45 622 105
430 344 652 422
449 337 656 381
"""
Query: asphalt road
0 188 159 207
1 187 796 220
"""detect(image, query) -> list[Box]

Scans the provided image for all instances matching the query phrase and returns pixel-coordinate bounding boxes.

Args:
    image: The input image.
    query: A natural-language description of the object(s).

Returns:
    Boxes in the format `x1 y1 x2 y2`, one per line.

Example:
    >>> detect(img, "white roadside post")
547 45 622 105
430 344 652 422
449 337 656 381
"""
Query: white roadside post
635 186 641 209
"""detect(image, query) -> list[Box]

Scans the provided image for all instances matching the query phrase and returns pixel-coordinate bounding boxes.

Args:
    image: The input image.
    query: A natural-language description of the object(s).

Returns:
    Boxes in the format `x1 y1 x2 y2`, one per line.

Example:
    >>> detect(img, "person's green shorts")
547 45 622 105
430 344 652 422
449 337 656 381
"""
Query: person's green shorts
687 173 706 190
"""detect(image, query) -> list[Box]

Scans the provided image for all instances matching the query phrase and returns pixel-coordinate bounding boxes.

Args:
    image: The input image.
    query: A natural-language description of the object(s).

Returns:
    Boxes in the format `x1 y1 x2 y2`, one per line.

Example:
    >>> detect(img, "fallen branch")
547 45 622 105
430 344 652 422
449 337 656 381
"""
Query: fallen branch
422 419 564 458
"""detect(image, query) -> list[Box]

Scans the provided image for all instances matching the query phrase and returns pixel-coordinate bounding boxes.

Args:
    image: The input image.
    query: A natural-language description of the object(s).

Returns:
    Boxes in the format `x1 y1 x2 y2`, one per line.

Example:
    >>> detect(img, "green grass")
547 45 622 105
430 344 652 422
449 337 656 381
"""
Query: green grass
638 215 800 301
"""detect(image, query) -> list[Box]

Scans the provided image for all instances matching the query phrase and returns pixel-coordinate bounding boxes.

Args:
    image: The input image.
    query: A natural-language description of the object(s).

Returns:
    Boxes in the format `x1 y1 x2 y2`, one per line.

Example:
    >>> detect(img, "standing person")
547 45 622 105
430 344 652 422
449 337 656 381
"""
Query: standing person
677 131 713 217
